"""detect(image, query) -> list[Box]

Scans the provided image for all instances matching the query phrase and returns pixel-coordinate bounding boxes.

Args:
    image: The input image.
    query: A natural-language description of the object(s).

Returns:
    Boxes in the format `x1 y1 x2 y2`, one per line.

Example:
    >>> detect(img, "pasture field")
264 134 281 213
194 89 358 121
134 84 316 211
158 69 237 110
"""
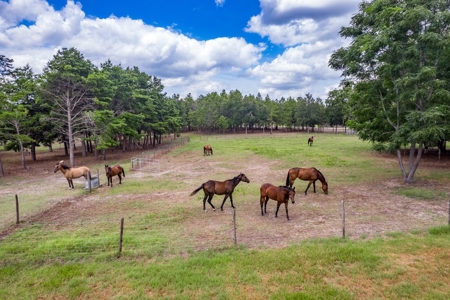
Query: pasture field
1 132 450 299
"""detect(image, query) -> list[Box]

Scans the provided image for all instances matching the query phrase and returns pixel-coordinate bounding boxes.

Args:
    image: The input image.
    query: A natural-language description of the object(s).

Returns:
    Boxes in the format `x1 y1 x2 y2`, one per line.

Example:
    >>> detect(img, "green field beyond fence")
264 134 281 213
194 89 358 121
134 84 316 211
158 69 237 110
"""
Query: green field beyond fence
1 133 450 299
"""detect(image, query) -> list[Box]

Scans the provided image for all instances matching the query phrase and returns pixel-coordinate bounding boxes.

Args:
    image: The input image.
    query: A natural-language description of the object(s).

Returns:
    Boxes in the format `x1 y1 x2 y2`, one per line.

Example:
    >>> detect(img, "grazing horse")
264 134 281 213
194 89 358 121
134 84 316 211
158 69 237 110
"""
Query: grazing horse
204 145 213 156
260 184 296 220
308 136 314 146
286 167 328 195
54 160 90 190
105 164 125 187
190 173 250 211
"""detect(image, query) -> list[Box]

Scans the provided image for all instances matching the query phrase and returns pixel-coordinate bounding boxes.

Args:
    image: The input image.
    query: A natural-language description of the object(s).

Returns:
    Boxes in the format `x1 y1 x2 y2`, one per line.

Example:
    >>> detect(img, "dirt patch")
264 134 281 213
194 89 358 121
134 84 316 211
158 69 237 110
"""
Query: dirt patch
1 136 449 249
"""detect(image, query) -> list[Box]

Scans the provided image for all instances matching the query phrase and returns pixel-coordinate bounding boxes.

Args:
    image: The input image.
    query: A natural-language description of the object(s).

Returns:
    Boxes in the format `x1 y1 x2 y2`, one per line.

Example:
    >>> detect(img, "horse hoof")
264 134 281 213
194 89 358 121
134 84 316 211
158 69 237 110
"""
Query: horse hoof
204 210 207 213
213 209 216 212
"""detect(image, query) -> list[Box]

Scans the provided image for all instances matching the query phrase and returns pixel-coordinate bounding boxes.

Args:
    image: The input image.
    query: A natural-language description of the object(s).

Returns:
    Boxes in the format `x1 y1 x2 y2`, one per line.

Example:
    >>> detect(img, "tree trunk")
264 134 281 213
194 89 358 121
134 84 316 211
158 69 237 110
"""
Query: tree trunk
31 142 37 161
81 139 87 157
397 142 423 183
0 155 4 176
19 141 26 169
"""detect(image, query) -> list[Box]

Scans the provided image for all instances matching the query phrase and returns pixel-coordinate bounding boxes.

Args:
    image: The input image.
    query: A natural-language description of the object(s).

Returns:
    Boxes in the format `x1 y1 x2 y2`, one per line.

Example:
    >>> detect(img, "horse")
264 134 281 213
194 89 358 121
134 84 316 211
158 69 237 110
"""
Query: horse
54 160 90 190
204 145 213 156
260 184 296 220
286 167 328 195
190 173 250 212
308 136 314 146
105 164 125 187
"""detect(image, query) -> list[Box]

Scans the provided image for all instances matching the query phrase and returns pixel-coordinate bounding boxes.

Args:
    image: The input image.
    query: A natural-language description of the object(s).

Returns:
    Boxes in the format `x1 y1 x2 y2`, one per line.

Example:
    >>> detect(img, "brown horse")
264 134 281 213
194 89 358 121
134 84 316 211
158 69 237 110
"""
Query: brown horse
308 136 314 146
204 145 213 156
190 173 250 211
105 164 125 187
260 184 296 220
54 160 90 190
286 167 328 195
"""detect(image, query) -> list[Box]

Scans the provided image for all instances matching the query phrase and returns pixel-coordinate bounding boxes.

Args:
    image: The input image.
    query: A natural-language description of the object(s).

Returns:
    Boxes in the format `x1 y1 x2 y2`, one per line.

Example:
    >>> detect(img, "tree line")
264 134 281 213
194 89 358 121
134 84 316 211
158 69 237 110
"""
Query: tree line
0 48 346 174
2 0 450 183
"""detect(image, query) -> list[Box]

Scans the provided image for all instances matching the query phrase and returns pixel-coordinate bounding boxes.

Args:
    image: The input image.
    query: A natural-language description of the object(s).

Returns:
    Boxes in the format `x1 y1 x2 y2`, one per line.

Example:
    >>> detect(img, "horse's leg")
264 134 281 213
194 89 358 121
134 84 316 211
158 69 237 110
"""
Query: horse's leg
285 202 289 221
305 182 312 195
275 203 281 218
229 194 235 209
220 195 230 211
118 174 122 184
313 180 316 193
260 196 264 216
67 179 72 190
202 194 208 212
264 197 269 214
207 195 216 211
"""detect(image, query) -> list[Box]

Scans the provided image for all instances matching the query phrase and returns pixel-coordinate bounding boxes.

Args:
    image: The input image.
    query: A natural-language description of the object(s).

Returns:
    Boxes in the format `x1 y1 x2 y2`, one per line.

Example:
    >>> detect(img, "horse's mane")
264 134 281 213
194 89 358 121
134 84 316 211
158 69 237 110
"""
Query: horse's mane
230 173 243 184
314 168 327 183
60 162 71 170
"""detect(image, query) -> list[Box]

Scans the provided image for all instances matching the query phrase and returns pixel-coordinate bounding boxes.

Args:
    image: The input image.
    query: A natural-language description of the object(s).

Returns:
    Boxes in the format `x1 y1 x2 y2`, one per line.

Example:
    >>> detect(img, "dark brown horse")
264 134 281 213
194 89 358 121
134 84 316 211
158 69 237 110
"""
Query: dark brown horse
190 173 250 211
308 136 314 146
286 167 328 195
105 164 125 187
54 160 90 190
204 145 213 156
260 184 296 220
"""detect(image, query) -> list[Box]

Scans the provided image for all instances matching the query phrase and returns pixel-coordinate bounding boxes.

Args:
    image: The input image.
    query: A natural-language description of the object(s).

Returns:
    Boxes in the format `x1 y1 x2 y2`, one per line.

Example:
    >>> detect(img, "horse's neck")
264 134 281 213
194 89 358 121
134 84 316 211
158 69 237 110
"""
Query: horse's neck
317 172 325 183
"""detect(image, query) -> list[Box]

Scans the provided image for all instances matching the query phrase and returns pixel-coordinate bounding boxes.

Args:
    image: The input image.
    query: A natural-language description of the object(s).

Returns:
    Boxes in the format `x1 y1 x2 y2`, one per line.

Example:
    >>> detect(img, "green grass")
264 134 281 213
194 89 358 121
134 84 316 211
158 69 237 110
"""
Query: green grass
1 230 450 299
1 133 450 299
394 187 448 200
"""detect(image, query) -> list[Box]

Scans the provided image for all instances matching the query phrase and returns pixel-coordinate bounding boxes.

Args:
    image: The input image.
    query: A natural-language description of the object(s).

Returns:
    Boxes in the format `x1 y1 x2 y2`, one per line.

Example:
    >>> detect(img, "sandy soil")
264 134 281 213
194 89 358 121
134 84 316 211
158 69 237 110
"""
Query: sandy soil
1 135 449 250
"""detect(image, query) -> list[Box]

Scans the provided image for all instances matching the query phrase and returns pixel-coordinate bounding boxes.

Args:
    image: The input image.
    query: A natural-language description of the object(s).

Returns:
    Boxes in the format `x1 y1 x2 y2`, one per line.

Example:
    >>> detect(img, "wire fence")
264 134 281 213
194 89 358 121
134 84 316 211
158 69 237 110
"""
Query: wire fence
1 194 449 264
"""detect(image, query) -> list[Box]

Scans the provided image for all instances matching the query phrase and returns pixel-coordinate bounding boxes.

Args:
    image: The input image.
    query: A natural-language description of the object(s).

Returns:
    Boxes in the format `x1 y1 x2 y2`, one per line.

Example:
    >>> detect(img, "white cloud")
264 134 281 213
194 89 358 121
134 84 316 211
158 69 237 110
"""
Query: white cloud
0 0 359 100
245 0 359 46
0 0 263 97
215 0 225 7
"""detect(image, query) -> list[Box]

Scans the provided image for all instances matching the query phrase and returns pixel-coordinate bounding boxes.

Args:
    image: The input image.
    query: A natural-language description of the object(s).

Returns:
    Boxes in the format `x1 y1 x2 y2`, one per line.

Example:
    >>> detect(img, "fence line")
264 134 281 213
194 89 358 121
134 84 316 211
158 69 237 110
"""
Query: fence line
1 195 449 263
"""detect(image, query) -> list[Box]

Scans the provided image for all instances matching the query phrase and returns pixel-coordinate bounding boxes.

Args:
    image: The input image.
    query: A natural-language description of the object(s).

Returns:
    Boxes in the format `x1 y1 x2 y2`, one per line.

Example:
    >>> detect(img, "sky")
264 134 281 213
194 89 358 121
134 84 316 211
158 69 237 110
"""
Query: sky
0 0 361 100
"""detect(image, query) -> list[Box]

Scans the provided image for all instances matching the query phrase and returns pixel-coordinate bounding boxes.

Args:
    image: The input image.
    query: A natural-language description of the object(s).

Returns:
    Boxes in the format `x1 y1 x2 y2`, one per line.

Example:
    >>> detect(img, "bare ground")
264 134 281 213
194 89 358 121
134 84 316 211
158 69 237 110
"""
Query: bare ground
1 136 449 250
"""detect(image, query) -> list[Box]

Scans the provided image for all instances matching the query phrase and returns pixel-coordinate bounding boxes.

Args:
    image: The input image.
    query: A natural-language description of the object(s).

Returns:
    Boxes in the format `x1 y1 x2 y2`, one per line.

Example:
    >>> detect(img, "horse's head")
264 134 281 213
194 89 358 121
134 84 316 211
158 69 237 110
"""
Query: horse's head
289 187 296 204
53 160 64 173
322 182 328 194
105 165 111 174
239 173 250 183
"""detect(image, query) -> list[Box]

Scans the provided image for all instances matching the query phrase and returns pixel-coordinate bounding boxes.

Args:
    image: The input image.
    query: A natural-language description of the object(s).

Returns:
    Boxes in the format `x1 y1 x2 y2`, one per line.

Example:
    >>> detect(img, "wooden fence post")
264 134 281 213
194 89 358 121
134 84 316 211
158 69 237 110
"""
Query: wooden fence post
97 169 100 186
118 217 124 257
233 208 237 246
15 194 19 224
88 171 92 193
342 200 346 238
448 199 450 226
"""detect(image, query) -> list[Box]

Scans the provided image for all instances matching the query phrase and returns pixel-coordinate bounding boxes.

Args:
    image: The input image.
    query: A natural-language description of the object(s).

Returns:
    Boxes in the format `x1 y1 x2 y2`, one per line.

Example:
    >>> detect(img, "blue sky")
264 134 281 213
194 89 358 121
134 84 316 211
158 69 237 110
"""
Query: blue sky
0 0 361 99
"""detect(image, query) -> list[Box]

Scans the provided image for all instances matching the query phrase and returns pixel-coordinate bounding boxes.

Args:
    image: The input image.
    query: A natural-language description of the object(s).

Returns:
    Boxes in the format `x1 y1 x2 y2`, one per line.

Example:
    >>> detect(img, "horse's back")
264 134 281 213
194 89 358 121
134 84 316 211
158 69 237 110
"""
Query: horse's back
260 183 277 197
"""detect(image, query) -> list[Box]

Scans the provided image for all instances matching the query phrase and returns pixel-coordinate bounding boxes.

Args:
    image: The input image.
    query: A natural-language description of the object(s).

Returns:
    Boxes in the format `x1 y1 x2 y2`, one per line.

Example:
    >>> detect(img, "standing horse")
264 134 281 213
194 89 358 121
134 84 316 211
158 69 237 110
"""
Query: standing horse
286 167 328 195
54 160 90 190
105 164 125 187
260 184 296 220
204 145 213 156
308 136 314 146
190 173 250 212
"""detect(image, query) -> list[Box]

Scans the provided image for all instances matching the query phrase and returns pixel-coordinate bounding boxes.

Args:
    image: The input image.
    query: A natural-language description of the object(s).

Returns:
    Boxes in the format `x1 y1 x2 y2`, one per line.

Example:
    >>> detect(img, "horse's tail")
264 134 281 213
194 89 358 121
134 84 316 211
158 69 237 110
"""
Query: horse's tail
211 148 213 155
122 167 125 177
286 170 291 186
190 184 204 196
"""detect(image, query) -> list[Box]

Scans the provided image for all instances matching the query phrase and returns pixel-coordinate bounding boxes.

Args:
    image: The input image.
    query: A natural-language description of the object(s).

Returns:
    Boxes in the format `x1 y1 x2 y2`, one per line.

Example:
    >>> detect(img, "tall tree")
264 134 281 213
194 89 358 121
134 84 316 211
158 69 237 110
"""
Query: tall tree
0 55 15 175
39 48 95 166
329 0 450 183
